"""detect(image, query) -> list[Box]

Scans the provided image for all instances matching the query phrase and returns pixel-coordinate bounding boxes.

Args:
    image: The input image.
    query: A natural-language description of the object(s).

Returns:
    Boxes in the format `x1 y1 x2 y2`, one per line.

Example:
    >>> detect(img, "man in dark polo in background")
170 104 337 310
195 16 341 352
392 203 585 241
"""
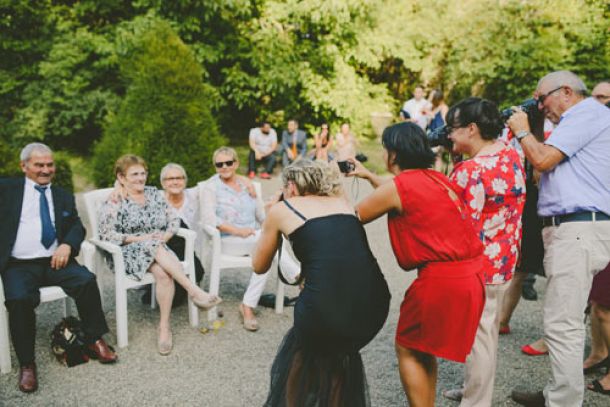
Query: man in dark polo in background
508 71 610 406
0 143 117 393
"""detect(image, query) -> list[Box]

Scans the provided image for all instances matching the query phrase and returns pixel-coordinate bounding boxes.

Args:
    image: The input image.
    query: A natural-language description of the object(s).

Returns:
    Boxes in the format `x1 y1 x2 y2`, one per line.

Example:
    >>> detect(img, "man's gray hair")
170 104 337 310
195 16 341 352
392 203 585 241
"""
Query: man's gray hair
160 162 187 184
538 71 588 95
20 143 53 162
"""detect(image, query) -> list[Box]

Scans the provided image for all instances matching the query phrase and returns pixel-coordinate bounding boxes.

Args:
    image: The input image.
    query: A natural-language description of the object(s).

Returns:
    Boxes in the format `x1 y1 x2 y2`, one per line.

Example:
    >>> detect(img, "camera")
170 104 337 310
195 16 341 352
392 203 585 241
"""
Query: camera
337 160 355 174
500 98 539 121
501 98 544 139
427 126 452 149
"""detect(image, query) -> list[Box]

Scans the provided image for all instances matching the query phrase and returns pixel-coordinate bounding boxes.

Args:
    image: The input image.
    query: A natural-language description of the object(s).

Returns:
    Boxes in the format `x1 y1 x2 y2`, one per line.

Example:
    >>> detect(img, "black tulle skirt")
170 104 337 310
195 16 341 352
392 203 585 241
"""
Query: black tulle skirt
264 328 370 407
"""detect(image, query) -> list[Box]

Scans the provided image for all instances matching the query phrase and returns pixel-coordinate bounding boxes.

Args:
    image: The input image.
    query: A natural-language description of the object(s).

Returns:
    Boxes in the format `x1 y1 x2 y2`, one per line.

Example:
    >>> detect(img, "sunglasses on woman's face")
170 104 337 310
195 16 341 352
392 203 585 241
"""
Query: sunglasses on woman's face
215 160 235 168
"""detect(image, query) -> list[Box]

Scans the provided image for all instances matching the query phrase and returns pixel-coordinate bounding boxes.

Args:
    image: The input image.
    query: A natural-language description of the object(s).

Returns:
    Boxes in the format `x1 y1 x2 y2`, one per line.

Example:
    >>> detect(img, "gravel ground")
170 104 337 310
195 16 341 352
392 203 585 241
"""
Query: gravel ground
0 177 607 406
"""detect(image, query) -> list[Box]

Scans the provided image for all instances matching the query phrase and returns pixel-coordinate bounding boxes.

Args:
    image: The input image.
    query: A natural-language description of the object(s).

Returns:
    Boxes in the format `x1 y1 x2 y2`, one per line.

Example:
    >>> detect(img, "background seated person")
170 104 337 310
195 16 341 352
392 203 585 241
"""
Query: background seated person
248 121 277 179
98 154 221 356
309 123 333 162
200 147 299 332
280 119 307 167
334 122 358 161
0 142 116 393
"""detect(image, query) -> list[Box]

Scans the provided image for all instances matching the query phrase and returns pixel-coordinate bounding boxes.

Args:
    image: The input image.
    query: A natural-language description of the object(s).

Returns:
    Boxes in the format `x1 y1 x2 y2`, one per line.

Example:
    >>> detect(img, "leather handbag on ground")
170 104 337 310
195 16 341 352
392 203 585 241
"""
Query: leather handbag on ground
50 316 90 367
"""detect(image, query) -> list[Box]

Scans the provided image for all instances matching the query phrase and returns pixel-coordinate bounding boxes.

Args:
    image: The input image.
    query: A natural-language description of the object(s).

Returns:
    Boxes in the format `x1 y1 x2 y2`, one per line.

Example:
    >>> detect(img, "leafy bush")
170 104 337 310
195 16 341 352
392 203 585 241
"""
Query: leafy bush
92 17 225 188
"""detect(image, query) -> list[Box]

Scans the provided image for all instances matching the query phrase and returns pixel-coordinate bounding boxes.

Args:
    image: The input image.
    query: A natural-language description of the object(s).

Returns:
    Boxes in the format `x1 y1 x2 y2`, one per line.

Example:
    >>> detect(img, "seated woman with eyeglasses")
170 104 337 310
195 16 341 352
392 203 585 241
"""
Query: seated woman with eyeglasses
200 147 299 332
98 154 221 356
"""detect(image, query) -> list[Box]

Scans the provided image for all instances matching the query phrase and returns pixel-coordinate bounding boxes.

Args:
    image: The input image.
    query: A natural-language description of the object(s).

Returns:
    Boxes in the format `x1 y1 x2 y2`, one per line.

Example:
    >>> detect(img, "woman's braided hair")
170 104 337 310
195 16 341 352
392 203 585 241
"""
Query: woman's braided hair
281 159 343 197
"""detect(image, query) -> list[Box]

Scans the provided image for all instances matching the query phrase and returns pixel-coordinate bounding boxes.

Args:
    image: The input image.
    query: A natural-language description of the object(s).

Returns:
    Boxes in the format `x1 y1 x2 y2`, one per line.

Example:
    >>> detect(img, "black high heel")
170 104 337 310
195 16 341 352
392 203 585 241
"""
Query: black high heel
584 356 610 375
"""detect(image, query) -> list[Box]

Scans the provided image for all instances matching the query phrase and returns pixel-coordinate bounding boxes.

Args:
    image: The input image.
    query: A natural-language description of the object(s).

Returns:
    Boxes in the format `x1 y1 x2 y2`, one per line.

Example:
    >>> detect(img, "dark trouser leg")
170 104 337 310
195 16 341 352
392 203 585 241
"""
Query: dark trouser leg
248 150 257 173
282 151 291 167
2 260 44 366
262 153 276 174
6 300 37 365
45 261 109 343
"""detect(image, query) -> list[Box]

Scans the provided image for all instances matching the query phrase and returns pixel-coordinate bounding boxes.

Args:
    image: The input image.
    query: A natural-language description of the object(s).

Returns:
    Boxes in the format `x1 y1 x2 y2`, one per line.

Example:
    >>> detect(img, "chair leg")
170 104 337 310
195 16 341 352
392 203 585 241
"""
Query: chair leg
63 297 72 318
0 309 11 374
186 263 199 327
207 264 221 322
150 282 156 309
116 288 129 348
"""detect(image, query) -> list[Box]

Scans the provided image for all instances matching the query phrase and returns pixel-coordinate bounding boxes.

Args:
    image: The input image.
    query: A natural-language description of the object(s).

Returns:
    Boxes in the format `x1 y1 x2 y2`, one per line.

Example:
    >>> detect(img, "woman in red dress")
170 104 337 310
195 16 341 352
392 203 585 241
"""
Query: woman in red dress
350 122 486 407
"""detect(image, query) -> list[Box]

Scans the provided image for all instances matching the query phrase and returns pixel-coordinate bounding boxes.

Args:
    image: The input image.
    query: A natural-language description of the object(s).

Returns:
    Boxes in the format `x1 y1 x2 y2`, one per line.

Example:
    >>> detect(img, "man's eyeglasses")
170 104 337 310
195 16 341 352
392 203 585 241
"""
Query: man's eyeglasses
163 176 185 182
214 160 235 168
537 86 563 105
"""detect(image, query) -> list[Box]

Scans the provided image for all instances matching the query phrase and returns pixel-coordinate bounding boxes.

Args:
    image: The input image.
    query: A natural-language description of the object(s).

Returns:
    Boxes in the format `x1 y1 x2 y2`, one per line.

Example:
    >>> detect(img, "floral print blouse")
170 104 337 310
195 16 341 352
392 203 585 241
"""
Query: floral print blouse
200 175 264 236
449 144 526 284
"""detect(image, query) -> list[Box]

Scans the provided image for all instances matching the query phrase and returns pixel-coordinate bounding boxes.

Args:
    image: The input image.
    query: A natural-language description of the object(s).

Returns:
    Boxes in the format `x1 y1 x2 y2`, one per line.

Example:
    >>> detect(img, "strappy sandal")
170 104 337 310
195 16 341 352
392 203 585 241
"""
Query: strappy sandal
587 379 610 396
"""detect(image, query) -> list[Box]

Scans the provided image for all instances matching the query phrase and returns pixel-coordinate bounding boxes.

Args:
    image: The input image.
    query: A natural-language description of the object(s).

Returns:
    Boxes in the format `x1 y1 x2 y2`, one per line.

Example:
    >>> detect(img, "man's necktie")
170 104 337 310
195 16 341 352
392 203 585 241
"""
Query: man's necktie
34 185 56 249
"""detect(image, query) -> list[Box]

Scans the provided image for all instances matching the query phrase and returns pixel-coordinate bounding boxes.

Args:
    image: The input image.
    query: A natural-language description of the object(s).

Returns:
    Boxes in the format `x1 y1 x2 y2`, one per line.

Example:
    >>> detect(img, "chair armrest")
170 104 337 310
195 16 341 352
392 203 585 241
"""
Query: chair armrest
176 228 195 273
200 223 220 239
176 228 196 242
89 238 122 255
88 238 127 280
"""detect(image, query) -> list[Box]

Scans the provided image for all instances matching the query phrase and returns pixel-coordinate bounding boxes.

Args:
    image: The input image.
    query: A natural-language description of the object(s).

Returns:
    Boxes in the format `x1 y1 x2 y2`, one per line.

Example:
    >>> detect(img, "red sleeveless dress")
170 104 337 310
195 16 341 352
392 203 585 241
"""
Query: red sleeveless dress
389 169 486 362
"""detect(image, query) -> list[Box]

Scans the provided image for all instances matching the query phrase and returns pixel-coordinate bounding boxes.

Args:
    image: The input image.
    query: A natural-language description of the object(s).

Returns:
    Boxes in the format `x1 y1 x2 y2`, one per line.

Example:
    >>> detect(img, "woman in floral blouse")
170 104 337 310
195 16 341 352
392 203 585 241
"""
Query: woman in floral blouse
98 154 221 355
200 147 299 332
442 98 525 406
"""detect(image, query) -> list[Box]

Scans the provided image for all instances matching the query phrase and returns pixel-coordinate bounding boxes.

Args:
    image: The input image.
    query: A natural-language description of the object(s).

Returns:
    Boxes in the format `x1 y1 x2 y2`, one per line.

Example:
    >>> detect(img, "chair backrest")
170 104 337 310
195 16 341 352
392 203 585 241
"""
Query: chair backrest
82 188 113 239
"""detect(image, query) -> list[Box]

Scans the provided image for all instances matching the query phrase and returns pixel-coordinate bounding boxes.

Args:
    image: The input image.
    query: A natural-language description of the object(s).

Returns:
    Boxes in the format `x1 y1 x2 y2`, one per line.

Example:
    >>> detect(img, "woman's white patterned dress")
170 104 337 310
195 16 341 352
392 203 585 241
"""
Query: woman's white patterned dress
98 186 180 280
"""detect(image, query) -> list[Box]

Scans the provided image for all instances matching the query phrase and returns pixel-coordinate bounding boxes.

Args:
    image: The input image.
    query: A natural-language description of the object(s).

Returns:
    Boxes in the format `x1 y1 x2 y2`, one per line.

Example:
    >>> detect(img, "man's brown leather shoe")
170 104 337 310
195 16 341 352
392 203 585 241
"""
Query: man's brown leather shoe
87 339 118 364
18 363 38 393
511 390 545 407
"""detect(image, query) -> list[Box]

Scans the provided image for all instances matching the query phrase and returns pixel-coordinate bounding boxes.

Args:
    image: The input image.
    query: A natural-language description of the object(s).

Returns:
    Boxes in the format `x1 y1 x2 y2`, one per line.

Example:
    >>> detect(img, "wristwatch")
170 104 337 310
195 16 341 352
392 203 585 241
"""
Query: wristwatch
515 130 530 141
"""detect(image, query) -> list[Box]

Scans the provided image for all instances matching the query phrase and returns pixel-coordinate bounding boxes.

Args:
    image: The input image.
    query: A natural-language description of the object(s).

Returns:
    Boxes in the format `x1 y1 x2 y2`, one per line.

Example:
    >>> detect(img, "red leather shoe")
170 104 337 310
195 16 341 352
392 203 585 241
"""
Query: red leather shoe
18 363 38 393
248 171 255 179
87 339 118 363
521 344 548 356
260 172 271 179
499 325 511 335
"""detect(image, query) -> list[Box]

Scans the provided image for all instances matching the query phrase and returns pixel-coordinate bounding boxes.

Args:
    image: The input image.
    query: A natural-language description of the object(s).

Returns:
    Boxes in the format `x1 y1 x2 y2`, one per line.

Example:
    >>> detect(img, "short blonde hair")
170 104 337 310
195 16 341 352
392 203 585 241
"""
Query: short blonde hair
114 154 147 177
282 159 343 197
212 146 238 163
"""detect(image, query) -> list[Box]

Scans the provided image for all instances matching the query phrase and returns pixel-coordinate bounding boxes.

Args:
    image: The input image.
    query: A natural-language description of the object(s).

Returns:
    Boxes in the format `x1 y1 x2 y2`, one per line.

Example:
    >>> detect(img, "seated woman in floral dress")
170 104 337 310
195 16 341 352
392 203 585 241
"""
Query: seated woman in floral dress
98 154 221 355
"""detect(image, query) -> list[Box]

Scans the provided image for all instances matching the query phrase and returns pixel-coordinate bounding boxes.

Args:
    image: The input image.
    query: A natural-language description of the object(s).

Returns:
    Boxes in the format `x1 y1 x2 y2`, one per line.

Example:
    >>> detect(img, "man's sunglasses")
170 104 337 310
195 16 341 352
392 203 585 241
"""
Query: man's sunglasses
215 160 235 168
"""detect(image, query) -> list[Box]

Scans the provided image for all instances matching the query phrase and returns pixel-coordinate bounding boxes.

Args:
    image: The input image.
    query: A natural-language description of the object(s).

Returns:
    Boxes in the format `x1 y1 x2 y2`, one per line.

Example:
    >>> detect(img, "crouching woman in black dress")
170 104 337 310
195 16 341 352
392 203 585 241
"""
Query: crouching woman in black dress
253 159 391 407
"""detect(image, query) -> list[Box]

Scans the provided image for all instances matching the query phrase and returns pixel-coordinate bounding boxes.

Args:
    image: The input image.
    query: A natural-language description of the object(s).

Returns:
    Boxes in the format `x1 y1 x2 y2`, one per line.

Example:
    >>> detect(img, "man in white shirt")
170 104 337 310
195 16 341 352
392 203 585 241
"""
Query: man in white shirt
402 86 432 130
0 143 117 393
248 122 278 179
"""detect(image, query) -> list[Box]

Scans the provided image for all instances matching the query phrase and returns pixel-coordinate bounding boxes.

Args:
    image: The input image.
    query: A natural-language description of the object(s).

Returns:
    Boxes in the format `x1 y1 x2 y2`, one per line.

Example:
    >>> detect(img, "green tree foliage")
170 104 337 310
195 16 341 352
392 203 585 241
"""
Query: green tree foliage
92 17 225 188
1 0 608 174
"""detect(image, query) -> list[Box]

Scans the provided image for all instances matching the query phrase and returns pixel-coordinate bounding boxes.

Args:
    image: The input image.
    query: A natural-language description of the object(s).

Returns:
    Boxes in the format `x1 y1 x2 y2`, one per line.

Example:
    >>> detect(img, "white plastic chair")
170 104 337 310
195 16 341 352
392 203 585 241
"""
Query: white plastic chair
0 241 95 374
198 181 285 321
83 188 198 348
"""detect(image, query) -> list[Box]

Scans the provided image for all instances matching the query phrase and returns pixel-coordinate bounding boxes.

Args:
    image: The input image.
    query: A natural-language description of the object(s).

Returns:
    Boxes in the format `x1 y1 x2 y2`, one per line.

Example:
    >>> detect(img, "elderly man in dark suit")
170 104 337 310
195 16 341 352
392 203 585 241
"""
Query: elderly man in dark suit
280 119 308 167
0 143 116 393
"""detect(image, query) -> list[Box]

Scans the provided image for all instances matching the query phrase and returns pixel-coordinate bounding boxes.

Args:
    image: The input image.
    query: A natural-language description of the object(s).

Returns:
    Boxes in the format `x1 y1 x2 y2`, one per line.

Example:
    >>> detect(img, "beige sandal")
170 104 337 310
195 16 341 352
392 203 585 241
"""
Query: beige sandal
239 303 259 332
